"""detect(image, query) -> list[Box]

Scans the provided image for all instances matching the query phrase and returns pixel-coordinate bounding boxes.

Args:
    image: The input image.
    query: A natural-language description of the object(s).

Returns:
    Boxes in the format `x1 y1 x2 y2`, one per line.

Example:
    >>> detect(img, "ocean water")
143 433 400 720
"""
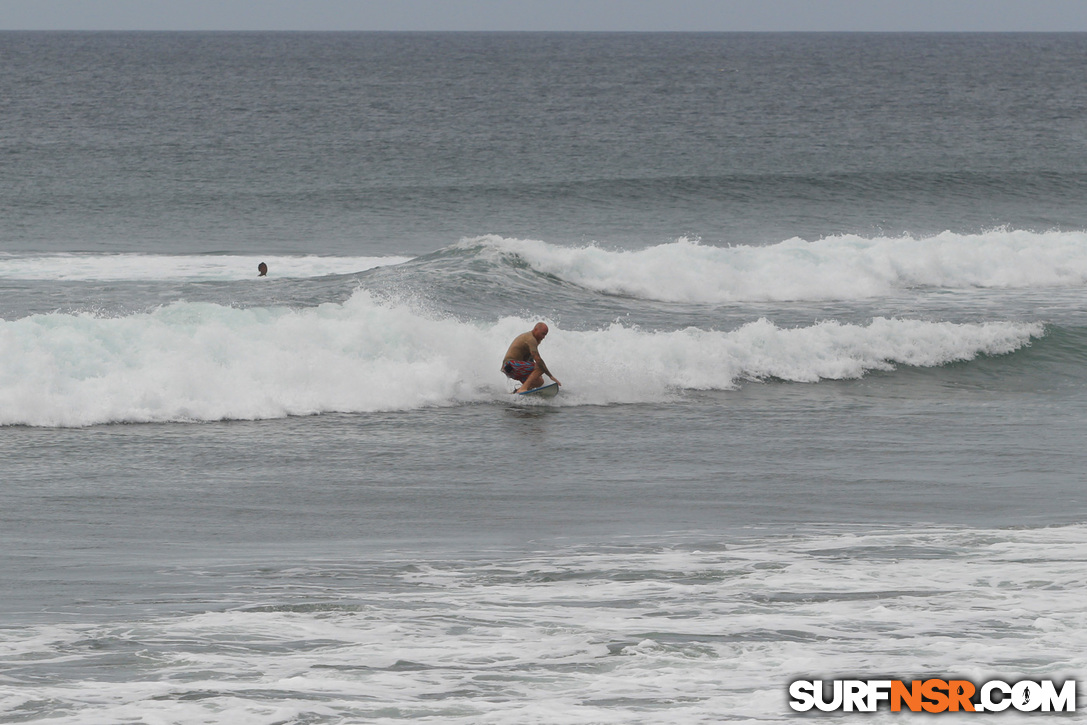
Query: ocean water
2 32 1087 723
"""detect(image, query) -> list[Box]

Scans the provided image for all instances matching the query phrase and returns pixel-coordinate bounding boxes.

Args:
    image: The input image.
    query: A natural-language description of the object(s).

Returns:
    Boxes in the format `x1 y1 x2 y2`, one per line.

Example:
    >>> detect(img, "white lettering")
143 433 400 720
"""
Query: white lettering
843 680 869 712
1013 681 1042 712
866 680 892 710
813 680 843 712
788 680 815 712
1041 680 1076 712
981 680 1012 712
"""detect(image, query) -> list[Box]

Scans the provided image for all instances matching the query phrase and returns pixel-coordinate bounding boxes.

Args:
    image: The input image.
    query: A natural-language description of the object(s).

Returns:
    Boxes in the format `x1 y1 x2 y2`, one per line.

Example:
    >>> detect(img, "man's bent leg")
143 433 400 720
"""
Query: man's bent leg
516 367 545 393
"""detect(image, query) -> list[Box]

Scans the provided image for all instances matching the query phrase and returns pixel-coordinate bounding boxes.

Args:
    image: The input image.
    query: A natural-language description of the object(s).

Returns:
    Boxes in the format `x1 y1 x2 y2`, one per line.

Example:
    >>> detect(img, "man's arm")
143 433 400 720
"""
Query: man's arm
532 352 560 385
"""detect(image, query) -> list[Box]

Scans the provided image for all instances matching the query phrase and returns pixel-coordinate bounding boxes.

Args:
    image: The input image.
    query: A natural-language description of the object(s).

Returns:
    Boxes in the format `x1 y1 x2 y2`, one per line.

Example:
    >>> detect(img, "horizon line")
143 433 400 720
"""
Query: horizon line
3 28 1087 34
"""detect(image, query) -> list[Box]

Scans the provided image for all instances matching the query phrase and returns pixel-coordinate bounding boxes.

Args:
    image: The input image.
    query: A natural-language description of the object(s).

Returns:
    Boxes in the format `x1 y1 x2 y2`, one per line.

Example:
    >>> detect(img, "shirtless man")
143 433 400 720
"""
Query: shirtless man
501 322 562 393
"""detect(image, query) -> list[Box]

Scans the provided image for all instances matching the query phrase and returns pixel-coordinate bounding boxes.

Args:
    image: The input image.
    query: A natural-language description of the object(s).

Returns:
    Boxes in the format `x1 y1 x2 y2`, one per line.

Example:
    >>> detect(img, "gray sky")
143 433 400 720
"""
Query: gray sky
3 0 1087 32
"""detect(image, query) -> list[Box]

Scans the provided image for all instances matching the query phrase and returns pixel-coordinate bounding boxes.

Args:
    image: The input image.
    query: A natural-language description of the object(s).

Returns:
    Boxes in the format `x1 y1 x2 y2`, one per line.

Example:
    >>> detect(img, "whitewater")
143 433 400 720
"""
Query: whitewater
0 294 1043 426
464 229 1087 302
6 228 1087 293
6 31 1087 725
4 524 1086 724
0 230 1060 427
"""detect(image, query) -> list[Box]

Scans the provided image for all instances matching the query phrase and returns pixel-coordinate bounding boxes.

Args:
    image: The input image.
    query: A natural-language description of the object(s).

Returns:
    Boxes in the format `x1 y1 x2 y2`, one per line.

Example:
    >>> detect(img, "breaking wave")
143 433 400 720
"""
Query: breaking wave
462 229 1087 302
0 290 1043 427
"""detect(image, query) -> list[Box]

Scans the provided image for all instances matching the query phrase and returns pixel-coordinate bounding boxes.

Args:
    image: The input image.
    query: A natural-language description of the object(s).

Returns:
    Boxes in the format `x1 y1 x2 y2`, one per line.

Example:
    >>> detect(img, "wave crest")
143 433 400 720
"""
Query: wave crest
0 292 1042 426
462 229 1087 302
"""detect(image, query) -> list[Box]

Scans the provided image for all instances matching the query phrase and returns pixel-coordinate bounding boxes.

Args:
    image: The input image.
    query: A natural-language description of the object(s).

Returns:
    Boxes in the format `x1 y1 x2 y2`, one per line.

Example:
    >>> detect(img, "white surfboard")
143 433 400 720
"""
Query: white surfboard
517 382 560 399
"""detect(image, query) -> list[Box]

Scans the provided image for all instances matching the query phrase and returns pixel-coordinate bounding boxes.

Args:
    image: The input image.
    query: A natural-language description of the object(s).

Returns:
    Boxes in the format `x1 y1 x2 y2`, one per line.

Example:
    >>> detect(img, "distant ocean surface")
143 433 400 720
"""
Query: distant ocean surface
2 32 1086 723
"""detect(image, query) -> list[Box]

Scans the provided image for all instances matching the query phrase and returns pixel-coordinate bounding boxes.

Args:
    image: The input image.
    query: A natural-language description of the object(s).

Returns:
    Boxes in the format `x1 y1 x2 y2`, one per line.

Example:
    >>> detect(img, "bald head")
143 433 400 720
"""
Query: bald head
532 322 549 341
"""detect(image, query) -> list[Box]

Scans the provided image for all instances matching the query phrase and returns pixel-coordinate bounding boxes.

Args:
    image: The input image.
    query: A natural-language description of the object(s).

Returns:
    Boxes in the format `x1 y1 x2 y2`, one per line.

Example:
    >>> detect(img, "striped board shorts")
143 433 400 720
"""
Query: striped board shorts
502 360 535 382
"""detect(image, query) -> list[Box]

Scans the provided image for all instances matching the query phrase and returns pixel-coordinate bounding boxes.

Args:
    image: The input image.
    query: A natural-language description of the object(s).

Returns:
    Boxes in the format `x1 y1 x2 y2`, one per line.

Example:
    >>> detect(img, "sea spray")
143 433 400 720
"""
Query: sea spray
553 317 1042 402
462 230 1087 302
0 291 1043 426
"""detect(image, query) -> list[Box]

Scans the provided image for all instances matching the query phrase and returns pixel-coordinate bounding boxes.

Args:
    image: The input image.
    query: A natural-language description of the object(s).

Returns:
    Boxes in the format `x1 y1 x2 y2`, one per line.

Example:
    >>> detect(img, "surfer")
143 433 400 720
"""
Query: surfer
501 322 561 393
257 262 268 277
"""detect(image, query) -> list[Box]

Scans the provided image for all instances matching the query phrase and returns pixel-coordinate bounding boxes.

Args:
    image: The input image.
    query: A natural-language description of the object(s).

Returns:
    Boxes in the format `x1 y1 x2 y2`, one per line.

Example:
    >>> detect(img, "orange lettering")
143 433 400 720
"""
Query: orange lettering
921 679 950 713
891 680 923 712
948 680 976 712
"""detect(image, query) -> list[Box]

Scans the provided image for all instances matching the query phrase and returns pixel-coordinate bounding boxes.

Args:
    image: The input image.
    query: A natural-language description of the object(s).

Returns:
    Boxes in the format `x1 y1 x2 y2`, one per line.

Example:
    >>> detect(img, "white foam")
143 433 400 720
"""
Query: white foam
3 524 1086 723
0 253 411 281
464 229 1087 302
0 292 1042 426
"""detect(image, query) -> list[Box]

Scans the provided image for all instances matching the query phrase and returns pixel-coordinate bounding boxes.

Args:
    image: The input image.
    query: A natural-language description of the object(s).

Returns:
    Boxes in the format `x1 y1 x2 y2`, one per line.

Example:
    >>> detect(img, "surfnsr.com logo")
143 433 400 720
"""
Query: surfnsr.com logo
789 679 1077 713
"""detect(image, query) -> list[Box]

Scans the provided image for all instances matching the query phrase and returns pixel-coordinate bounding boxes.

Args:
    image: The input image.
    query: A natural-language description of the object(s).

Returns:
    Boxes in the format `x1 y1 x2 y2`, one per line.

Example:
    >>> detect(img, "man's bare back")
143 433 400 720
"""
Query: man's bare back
503 331 540 365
